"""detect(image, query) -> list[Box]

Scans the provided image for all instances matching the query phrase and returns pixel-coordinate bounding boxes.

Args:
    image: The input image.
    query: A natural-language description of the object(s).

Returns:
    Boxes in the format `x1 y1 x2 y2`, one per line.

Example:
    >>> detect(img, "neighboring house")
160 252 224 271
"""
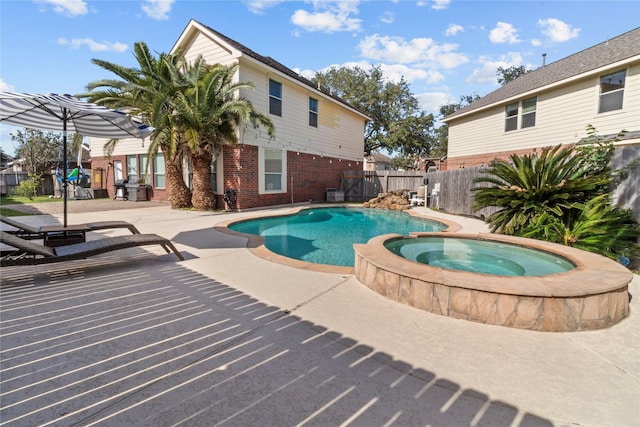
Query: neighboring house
443 27 640 169
364 152 391 171
89 19 369 209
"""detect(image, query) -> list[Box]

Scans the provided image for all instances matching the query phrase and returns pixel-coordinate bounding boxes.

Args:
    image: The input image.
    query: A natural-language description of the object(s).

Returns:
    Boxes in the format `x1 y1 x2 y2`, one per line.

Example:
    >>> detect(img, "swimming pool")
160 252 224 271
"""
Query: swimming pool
229 207 448 266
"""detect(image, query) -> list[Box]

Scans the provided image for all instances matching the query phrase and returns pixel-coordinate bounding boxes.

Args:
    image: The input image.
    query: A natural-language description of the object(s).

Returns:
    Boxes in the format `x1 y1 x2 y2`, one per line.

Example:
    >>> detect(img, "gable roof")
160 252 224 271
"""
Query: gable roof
172 19 369 120
444 27 640 122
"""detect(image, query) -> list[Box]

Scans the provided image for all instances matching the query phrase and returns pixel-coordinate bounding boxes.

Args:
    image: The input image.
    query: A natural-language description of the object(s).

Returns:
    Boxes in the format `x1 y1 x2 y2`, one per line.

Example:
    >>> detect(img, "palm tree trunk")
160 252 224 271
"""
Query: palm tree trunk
191 151 216 210
166 158 191 209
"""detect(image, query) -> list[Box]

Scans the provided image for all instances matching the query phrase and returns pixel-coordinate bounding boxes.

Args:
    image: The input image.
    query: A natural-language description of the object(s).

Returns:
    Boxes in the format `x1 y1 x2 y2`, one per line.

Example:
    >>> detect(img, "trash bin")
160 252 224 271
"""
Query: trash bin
125 183 148 201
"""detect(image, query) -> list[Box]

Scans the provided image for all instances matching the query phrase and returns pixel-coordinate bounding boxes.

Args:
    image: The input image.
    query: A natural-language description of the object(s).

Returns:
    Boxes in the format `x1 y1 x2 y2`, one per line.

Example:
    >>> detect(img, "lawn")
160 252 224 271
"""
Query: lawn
0 195 59 216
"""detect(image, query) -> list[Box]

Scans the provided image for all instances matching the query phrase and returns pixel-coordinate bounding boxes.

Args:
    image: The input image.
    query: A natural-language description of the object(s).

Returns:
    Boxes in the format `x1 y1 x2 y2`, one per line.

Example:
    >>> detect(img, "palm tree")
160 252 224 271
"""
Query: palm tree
472 145 608 234
173 59 274 210
81 42 193 208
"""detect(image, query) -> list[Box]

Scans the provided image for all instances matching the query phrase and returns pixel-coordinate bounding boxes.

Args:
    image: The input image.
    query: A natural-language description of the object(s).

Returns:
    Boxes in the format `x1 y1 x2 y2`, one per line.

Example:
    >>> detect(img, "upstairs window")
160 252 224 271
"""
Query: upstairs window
269 79 282 116
505 102 518 132
521 97 537 128
599 70 625 113
309 97 318 127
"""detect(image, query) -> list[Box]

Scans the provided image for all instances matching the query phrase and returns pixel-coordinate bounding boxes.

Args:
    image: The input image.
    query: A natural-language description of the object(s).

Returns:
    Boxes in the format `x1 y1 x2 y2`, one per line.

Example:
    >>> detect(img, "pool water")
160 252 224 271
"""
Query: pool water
385 237 575 276
230 207 447 266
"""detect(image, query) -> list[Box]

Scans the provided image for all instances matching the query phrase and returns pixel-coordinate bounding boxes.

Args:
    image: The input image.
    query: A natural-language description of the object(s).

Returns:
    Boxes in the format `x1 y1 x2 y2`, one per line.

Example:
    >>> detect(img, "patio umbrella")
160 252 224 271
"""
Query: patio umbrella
0 92 153 226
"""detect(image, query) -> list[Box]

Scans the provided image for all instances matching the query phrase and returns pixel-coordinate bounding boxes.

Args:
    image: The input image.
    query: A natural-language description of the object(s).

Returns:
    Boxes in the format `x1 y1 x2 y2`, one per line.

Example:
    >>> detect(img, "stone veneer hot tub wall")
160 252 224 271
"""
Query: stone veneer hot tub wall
354 232 633 332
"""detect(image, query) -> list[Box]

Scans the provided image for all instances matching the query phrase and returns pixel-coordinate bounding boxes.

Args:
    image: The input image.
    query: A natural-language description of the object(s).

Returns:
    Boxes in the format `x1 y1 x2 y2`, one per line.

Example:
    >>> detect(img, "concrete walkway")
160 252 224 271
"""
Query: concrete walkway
1 203 638 426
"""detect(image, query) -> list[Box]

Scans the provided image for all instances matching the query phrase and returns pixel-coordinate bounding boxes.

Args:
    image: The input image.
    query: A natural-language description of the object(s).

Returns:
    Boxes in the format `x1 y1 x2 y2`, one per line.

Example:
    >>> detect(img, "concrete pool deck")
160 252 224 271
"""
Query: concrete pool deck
1 201 638 426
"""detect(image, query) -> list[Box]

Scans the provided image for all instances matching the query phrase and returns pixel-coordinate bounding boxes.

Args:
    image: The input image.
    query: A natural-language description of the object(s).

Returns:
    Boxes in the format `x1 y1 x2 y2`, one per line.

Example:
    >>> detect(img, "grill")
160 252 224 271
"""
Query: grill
114 179 128 200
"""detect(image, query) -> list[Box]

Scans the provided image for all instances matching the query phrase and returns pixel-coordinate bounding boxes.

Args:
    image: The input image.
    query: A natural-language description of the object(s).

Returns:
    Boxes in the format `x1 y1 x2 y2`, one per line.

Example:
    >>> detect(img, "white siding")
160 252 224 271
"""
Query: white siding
238 60 364 162
90 23 366 164
89 136 150 157
181 32 238 66
449 62 640 158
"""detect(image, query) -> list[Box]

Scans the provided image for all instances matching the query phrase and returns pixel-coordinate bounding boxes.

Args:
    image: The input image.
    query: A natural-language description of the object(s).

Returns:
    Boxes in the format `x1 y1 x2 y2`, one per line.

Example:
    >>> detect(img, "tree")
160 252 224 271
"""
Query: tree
313 65 435 156
83 42 193 208
12 128 73 176
496 65 531 86
174 60 274 210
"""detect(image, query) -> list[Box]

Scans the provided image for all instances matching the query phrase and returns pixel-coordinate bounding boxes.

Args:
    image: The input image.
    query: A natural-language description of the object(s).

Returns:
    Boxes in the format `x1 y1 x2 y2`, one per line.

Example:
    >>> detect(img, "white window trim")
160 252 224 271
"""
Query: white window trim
258 146 287 194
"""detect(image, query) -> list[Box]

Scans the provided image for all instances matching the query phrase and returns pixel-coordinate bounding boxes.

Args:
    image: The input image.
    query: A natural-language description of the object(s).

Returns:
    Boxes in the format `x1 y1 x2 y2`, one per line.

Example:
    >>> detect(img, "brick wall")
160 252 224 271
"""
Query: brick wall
221 145 356 210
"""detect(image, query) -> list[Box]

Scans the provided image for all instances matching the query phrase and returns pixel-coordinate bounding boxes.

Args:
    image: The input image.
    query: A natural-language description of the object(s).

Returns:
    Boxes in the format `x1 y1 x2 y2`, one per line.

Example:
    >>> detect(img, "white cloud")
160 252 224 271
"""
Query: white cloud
358 34 468 69
141 0 175 21
58 37 128 52
445 24 464 37
291 1 362 33
415 91 451 114
531 39 542 47
538 18 580 42
379 64 444 84
489 22 521 44
246 0 284 14
466 52 525 85
37 0 88 16
0 78 14 92
431 0 451 10
380 11 394 24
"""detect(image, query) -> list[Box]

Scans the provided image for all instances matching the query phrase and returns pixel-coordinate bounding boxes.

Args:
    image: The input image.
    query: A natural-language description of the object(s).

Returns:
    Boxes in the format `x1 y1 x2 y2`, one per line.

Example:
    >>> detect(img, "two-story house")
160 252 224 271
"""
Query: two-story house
443 27 640 169
89 19 369 209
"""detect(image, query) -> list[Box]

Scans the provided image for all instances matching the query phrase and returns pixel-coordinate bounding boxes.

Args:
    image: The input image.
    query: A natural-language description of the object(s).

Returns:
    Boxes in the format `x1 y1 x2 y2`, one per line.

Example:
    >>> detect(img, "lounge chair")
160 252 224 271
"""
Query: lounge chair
0 230 184 266
0 215 140 239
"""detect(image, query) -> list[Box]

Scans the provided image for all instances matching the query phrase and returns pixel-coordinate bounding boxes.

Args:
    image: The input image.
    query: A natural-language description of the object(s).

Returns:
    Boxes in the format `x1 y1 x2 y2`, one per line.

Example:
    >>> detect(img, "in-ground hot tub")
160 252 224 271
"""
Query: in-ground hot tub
354 232 632 332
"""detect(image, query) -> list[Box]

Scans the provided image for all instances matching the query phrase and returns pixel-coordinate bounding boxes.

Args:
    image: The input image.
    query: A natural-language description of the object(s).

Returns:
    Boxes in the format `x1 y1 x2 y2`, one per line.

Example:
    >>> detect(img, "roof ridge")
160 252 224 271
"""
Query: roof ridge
190 20 366 117
445 27 640 121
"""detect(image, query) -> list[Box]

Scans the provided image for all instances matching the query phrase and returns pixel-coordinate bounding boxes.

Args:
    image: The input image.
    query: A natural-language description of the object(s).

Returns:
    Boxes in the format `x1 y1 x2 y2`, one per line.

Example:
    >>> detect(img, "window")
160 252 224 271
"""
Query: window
599 70 625 113
210 156 217 193
521 97 537 128
126 155 138 181
505 102 518 132
264 149 282 191
140 154 149 185
309 97 318 127
269 79 282 116
153 153 165 188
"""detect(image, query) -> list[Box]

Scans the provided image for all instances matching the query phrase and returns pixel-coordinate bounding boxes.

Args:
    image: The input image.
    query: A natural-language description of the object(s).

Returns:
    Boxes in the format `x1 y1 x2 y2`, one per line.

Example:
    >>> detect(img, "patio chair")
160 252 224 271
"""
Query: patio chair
409 186 426 206
0 230 184 266
0 215 140 239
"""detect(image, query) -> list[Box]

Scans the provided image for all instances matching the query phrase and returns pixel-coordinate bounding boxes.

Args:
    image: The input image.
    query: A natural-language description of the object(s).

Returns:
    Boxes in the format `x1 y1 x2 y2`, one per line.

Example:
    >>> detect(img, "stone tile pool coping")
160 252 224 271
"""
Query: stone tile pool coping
214 205 462 275
354 232 632 332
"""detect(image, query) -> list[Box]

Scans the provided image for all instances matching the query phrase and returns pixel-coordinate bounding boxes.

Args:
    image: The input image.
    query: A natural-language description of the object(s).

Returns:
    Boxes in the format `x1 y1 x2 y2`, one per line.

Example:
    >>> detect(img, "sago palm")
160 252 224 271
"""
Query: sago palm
522 194 640 260
173 59 274 210
473 145 608 234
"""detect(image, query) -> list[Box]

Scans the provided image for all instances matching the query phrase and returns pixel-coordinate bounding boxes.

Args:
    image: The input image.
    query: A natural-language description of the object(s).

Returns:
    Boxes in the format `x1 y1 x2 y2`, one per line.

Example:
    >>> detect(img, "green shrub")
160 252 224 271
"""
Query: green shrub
13 173 42 199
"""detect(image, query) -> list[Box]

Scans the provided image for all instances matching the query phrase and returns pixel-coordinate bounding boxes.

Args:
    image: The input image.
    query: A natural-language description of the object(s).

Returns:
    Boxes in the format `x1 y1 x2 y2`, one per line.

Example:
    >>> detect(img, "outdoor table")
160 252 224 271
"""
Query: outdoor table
39 224 89 247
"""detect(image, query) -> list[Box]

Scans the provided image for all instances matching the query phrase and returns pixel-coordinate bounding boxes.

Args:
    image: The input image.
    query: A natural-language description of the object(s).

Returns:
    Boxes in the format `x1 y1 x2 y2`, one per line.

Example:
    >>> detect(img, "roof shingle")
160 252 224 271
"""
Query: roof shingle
445 27 640 121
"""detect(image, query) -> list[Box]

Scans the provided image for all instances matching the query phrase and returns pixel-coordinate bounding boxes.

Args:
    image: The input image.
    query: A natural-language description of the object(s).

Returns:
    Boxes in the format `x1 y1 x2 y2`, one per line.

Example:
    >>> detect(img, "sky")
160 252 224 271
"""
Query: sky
1 0 639 156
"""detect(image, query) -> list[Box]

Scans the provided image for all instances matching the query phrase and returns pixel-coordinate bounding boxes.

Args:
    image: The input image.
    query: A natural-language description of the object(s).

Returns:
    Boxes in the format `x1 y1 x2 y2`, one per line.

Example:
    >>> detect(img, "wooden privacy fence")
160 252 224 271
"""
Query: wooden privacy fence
341 167 498 219
424 166 498 219
341 170 426 202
